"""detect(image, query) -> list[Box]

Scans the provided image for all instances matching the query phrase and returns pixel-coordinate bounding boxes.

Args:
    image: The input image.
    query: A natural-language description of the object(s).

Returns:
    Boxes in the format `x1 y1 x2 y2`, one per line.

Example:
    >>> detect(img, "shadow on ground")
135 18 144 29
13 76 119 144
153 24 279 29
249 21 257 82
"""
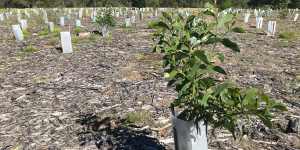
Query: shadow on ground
76 114 166 150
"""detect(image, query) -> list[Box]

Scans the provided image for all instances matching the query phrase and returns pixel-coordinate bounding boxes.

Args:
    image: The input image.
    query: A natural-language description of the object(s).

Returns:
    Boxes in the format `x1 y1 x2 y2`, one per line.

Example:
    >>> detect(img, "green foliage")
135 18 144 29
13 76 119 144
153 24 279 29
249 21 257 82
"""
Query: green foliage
1 0 299 8
52 27 61 37
148 20 159 29
279 32 297 40
145 0 160 7
38 28 49 36
23 44 38 53
95 9 116 28
74 27 82 35
272 0 290 8
38 27 61 37
289 0 300 8
219 0 233 10
89 33 98 42
22 29 30 38
278 9 289 19
232 27 246 33
72 36 80 44
151 3 286 138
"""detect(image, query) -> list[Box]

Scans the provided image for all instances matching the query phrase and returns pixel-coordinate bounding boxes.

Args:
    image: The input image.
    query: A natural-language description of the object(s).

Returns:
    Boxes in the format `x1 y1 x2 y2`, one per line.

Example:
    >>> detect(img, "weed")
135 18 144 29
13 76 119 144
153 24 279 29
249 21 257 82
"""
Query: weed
279 32 298 40
135 53 145 60
123 27 134 33
89 33 98 42
125 110 153 125
23 30 30 38
74 27 82 35
53 27 61 37
23 44 38 53
72 36 80 44
32 75 49 84
38 28 49 36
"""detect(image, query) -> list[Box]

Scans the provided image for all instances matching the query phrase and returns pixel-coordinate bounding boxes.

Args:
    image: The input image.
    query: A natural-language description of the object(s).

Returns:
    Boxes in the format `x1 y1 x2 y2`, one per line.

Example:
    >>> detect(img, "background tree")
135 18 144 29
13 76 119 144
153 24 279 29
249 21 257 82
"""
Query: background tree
288 0 300 8
0 0 299 8
272 0 290 9
145 0 160 7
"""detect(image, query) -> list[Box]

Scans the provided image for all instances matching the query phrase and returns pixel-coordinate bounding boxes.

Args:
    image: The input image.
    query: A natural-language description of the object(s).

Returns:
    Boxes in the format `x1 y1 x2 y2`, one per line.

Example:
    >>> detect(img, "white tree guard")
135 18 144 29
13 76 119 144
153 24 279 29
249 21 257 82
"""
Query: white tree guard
43 11 49 24
48 22 54 32
20 19 28 30
125 18 131 27
294 14 299 22
60 17 65 27
131 16 136 24
0 14 4 21
172 116 208 150
267 21 276 36
256 17 263 29
244 13 250 23
101 25 109 37
60 32 73 54
79 8 83 18
75 19 81 27
12 25 24 41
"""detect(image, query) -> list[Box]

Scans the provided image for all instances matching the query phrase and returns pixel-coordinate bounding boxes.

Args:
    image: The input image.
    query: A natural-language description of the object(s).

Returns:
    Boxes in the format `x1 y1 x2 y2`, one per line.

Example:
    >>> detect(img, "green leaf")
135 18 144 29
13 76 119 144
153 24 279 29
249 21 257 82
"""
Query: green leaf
162 12 172 23
205 36 221 44
257 113 272 128
212 66 227 75
217 13 234 28
213 82 232 96
152 21 170 30
203 10 215 17
217 53 225 62
201 88 213 106
221 38 240 52
193 50 210 64
152 46 158 52
186 15 196 24
243 88 258 106
271 103 287 111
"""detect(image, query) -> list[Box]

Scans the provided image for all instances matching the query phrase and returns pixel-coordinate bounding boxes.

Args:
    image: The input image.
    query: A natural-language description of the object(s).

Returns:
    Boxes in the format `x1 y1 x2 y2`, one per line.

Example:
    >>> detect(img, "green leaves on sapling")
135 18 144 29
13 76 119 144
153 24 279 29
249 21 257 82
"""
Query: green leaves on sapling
95 9 116 28
221 38 240 52
151 3 286 138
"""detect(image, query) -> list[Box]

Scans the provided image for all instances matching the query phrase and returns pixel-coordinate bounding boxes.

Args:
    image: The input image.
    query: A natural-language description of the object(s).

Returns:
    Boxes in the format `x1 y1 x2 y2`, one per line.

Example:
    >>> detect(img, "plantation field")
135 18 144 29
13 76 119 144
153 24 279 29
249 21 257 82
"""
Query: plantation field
0 9 299 150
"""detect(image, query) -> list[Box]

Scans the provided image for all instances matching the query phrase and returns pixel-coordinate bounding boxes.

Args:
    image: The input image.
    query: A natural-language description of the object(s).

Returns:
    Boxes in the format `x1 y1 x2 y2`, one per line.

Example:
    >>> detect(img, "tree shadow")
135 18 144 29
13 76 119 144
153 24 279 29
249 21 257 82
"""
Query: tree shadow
76 114 166 150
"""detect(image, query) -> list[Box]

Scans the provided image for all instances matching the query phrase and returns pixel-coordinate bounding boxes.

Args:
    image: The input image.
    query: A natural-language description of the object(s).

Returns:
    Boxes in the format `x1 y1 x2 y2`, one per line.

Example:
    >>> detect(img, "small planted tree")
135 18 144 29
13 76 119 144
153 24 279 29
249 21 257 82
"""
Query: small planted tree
151 3 286 150
95 9 116 37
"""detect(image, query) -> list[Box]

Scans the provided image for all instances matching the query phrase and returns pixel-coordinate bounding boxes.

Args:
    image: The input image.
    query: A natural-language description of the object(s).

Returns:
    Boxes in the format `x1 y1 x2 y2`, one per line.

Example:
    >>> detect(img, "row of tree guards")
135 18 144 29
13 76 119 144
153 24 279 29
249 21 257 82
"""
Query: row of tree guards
8 8 298 51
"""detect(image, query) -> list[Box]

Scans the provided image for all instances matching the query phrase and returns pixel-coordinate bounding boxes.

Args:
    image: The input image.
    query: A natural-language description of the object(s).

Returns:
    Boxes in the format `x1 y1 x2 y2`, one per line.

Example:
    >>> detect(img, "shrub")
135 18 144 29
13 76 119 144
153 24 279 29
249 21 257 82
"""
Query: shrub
151 3 286 138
